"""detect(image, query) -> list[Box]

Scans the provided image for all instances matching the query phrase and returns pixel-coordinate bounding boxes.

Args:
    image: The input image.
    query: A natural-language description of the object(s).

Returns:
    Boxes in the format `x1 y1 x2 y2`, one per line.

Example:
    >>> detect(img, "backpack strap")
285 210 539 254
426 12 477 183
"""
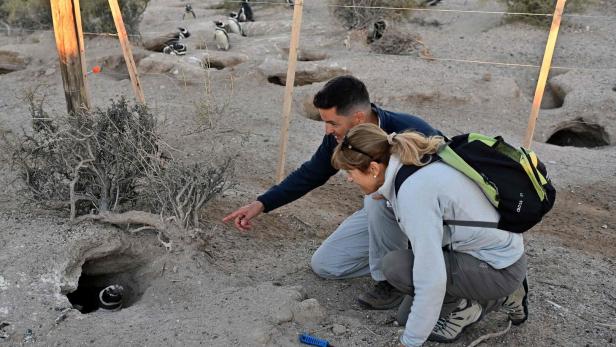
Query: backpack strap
442 220 499 228
394 154 439 196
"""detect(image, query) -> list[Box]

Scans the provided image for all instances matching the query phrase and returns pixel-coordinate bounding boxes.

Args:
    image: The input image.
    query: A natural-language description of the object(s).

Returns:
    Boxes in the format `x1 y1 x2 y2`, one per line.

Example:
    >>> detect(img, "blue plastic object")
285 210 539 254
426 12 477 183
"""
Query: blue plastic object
299 333 331 347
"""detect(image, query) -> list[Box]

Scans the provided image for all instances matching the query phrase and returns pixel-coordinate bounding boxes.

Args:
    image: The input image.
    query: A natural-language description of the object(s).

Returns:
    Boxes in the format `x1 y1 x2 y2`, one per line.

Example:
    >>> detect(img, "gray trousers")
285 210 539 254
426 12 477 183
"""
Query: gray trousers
310 195 408 281
383 249 527 318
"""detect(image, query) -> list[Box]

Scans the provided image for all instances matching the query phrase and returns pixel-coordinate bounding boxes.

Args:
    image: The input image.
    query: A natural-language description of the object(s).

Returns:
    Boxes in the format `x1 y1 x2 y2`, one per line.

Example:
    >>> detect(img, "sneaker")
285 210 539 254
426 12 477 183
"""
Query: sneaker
357 281 405 310
428 299 483 343
502 277 529 325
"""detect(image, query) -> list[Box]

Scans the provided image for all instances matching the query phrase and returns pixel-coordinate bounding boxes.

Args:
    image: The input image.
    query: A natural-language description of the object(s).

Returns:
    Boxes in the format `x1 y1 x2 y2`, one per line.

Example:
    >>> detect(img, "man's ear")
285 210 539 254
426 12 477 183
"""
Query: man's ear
353 110 367 125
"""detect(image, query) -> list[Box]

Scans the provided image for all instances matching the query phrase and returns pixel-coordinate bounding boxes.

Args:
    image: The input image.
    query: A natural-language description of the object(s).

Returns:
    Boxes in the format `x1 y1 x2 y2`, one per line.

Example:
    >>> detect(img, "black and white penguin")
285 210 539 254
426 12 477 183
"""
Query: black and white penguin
226 12 246 36
183 3 196 19
66 284 125 313
286 0 294 7
367 19 387 43
98 284 124 312
214 20 230 51
237 0 254 22
142 27 191 53
163 42 187 55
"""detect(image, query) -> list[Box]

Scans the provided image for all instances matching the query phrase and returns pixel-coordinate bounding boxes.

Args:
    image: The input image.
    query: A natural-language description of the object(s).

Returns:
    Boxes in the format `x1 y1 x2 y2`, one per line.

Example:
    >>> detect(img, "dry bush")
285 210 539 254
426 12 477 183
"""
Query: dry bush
2 92 234 230
0 0 149 34
370 29 427 56
500 0 589 26
329 0 421 29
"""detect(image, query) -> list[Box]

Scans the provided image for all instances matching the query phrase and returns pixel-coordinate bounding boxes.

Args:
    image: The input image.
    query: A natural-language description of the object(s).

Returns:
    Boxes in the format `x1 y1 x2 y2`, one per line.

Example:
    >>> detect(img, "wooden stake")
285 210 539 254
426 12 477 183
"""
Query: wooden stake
50 0 91 114
108 0 145 104
276 0 304 183
523 0 566 149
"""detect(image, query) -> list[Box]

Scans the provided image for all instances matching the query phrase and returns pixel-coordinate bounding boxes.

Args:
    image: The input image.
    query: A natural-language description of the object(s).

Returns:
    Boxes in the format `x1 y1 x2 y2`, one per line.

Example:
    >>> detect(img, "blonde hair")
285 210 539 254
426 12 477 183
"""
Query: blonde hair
331 123 444 172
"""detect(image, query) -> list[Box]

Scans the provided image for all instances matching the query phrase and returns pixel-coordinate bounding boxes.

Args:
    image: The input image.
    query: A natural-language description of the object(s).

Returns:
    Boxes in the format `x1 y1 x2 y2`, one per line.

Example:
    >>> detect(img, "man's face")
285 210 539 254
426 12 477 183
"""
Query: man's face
319 107 363 143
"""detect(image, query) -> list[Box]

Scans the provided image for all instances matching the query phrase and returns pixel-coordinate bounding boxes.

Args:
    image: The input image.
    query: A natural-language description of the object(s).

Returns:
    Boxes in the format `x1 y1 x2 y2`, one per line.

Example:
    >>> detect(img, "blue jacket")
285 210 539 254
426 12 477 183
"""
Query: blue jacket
257 104 441 212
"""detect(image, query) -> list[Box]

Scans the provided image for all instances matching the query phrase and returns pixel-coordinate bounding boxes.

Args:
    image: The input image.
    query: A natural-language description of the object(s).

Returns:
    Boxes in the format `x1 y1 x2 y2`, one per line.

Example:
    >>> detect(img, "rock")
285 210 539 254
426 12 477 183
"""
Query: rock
272 305 293 324
332 324 346 335
258 57 350 86
278 45 329 62
0 50 30 73
250 326 272 345
44 68 55 76
138 54 207 85
293 298 326 324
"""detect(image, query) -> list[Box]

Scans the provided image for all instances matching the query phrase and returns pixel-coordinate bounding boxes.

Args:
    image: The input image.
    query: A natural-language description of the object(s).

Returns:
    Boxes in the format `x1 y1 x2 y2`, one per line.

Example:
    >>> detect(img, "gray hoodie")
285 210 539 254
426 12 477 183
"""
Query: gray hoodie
377 155 524 347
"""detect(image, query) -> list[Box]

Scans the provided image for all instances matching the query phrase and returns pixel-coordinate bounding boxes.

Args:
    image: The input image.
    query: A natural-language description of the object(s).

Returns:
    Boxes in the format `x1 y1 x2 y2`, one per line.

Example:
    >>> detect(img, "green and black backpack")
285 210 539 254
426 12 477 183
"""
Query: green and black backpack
394 133 556 233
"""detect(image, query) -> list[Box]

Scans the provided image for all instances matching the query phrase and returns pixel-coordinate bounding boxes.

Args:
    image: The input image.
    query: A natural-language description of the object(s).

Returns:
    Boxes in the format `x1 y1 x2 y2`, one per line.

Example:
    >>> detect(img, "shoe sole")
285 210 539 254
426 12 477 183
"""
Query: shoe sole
357 295 405 310
510 278 529 326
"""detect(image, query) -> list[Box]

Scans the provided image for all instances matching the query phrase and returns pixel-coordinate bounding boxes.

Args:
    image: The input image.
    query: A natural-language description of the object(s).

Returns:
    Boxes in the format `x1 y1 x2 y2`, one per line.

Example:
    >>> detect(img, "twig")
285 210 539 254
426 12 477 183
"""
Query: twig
546 300 564 310
596 323 616 330
468 321 512 347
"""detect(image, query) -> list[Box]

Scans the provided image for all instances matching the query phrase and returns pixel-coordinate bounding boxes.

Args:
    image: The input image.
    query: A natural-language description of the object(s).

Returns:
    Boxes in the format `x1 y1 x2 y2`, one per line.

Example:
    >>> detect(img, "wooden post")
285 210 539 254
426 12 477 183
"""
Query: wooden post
523 0 566 149
50 0 90 114
276 0 304 183
108 0 145 104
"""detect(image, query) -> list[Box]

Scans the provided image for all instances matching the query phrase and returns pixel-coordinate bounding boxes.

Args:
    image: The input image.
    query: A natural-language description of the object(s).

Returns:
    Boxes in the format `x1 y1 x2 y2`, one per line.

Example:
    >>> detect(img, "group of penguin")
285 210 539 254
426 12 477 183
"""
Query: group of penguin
213 0 254 51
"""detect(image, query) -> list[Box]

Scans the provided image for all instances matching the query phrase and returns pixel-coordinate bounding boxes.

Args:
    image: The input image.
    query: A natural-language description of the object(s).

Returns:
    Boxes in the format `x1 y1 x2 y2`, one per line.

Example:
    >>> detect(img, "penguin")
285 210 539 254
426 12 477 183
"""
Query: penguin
238 0 253 22
66 284 124 313
226 13 246 36
286 0 294 7
143 27 191 52
237 6 247 22
183 3 196 19
163 42 187 55
214 21 230 51
367 19 387 43
98 284 124 312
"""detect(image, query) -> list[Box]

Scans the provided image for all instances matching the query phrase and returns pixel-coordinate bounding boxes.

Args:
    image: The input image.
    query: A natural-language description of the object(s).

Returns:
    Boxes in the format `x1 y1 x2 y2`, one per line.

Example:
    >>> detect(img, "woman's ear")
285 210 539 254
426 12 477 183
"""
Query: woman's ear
369 161 384 178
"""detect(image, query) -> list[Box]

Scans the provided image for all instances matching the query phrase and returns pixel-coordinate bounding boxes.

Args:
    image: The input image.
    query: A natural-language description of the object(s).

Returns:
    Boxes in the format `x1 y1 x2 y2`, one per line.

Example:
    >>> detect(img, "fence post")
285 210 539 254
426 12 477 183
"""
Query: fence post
50 0 91 114
276 0 304 183
108 0 146 104
523 0 567 149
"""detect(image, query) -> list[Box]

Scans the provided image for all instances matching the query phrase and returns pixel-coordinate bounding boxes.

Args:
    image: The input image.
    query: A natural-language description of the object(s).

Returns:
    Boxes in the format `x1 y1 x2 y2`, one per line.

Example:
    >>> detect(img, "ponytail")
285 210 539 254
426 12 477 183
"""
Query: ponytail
332 123 443 171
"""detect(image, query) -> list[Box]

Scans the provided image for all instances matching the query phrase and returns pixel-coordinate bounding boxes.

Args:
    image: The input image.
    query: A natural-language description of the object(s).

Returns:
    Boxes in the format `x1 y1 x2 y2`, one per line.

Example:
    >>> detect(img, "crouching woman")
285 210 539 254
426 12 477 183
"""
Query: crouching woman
331 123 528 346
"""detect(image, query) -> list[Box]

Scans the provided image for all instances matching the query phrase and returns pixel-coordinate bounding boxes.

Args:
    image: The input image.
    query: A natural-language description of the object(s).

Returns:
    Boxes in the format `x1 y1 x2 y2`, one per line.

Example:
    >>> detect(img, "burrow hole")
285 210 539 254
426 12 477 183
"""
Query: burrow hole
540 83 565 110
546 118 611 148
66 252 153 314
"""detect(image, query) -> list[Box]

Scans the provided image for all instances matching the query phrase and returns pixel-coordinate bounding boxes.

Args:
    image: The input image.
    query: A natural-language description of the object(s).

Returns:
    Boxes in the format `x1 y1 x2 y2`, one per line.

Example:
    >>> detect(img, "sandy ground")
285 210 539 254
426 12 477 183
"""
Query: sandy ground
0 0 615 346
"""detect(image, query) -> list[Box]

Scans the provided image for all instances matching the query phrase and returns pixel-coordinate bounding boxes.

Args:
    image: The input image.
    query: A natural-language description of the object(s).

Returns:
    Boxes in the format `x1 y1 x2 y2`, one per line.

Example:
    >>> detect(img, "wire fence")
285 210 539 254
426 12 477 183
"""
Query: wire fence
1 0 613 152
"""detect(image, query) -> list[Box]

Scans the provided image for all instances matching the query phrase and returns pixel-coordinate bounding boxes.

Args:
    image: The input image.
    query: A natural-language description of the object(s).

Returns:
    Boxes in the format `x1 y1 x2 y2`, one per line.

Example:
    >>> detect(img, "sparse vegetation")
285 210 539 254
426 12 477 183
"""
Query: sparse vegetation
0 0 149 34
329 0 421 29
370 29 428 56
499 0 588 26
1 92 234 230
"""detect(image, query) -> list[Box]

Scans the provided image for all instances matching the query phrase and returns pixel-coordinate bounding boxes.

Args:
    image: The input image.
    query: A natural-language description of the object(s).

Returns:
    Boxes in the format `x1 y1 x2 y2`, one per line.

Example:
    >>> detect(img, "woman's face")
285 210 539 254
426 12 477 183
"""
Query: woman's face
345 162 385 194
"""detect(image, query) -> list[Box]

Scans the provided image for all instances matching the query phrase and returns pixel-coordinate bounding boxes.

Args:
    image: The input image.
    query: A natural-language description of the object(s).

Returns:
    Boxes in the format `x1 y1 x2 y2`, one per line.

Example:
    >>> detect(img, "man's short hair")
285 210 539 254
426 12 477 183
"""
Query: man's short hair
313 75 371 116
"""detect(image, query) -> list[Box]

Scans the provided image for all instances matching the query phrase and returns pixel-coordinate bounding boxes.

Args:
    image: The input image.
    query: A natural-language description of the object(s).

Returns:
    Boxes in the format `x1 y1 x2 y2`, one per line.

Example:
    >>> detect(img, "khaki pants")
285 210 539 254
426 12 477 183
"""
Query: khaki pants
383 249 527 322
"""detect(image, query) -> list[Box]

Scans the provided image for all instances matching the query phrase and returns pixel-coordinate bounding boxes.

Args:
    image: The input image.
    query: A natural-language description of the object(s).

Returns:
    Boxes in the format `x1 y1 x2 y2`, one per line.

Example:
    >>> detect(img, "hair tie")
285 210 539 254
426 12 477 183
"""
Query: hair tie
387 132 397 145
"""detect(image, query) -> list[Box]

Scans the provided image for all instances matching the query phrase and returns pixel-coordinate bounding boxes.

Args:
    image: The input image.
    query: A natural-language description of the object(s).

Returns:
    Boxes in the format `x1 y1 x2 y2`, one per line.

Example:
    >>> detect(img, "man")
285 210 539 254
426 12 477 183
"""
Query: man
223 75 441 309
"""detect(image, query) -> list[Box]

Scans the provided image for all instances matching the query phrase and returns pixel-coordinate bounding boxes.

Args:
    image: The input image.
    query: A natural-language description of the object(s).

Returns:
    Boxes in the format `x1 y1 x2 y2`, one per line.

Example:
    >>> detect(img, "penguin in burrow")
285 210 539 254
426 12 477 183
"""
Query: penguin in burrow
227 12 246 37
214 20 230 51
66 284 125 313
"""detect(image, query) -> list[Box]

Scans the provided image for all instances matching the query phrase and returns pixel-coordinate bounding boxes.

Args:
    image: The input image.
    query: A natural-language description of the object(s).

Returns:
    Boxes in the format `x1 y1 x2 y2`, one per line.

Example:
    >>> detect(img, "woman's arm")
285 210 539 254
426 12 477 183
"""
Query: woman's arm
396 182 448 347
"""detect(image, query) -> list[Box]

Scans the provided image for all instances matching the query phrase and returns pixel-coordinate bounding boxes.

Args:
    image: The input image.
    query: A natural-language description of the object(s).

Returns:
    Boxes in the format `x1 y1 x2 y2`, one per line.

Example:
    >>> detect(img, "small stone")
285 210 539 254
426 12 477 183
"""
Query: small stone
332 324 346 335
601 225 608 229
482 73 492 82
293 298 326 324
272 306 293 324
44 68 55 76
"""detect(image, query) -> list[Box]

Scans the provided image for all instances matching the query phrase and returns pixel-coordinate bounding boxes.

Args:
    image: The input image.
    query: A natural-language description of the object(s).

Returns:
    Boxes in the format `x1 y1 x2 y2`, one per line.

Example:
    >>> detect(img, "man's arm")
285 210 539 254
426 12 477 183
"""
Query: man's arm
223 135 338 230
257 135 338 213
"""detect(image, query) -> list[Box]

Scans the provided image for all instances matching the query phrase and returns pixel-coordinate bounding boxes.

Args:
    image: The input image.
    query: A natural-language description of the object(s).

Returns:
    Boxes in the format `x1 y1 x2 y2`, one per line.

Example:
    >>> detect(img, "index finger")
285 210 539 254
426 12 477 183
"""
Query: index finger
223 210 242 223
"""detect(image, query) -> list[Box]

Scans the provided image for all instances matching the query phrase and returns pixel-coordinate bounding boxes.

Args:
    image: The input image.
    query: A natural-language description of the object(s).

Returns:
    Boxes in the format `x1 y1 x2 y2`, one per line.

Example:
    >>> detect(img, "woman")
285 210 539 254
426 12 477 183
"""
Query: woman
331 123 528 346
